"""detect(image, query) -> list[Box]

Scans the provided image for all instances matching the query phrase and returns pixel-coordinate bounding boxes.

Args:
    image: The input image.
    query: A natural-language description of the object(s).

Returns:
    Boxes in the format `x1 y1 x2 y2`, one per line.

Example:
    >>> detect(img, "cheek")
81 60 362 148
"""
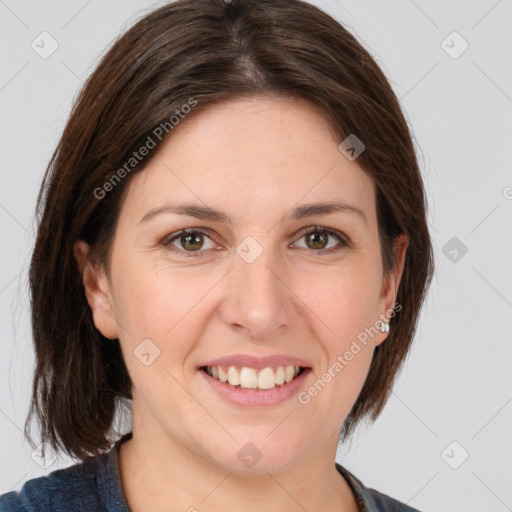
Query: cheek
111 266 210 408
111 260 218 373
303 256 383 341
112 257 207 332
299 255 381 395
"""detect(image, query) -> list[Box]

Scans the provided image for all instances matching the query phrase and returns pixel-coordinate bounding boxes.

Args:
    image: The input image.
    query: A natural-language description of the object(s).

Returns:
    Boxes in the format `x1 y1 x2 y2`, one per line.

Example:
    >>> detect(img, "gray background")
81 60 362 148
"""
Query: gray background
1 1 511 510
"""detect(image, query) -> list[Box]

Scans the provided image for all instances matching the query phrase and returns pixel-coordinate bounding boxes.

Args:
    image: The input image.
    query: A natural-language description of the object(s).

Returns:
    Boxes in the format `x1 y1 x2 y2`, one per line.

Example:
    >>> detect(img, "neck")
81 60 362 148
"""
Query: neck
118 424 359 512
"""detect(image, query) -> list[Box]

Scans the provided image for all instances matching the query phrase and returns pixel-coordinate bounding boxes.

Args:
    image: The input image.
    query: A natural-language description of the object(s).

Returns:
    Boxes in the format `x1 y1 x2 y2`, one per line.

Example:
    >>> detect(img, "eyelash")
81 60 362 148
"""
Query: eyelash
161 226 349 258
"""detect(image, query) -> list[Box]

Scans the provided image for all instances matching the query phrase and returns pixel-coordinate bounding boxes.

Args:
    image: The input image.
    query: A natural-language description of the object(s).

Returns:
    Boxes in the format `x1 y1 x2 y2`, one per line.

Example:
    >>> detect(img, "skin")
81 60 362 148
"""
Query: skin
74 95 408 512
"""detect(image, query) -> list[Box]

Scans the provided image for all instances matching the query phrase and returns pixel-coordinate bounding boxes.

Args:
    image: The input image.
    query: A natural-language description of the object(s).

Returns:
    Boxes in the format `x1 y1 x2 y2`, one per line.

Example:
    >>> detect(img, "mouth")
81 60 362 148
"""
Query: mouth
200 364 309 391
198 354 313 406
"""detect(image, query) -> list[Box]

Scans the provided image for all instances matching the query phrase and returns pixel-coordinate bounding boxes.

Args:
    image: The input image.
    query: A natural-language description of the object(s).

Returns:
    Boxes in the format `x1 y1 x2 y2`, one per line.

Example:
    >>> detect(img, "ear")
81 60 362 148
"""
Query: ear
374 233 409 346
73 240 119 340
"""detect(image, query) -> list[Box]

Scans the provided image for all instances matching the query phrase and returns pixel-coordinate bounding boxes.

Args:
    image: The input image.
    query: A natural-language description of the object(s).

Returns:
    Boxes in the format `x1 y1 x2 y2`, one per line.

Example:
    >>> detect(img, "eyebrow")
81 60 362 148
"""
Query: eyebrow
139 201 367 226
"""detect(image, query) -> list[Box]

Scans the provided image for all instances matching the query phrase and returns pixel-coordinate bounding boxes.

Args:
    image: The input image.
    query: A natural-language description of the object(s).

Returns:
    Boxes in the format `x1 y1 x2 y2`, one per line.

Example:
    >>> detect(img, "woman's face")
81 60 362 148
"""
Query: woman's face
78 96 407 473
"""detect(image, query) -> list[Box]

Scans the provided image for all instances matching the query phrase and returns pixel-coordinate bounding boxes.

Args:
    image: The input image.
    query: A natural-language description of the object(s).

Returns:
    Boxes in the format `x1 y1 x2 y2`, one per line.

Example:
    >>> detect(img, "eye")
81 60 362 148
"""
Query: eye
162 228 217 257
292 226 348 254
161 226 349 258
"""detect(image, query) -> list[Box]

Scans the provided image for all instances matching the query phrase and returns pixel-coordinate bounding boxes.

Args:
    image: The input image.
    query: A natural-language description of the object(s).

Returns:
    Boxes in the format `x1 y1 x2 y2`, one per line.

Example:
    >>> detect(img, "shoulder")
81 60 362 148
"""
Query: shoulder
336 463 422 512
363 488 421 512
0 452 109 512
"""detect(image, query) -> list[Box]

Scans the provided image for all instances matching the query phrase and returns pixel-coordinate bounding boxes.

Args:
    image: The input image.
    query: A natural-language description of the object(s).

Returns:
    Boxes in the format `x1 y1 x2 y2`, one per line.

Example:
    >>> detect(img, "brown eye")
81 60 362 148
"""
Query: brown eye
305 231 329 250
180 232 204 251
294 226 348 253
162 229 217 257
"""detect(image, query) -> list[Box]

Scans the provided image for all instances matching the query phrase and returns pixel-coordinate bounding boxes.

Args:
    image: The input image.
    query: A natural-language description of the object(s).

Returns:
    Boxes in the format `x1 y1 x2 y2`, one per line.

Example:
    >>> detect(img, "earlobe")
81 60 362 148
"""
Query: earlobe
73 240 118 340
375 233 409 346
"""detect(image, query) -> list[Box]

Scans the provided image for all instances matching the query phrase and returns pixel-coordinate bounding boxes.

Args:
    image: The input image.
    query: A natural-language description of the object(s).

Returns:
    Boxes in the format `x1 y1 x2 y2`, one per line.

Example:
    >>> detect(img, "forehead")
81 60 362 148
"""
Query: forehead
118 95 376 228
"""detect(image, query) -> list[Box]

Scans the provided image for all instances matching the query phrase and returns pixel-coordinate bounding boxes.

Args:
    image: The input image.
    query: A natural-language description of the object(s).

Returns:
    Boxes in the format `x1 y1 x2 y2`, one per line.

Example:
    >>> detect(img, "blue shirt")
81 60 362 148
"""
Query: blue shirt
0 433 421 511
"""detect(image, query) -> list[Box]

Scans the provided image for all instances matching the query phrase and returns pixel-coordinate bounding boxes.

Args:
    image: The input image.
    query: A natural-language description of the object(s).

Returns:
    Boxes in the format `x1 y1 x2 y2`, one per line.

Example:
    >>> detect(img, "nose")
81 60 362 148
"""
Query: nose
218 240 298 340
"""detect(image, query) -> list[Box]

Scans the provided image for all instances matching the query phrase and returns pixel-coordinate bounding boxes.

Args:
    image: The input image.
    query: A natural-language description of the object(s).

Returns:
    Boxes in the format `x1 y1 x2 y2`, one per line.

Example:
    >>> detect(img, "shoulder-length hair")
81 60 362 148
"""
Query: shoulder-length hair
26 0 434 461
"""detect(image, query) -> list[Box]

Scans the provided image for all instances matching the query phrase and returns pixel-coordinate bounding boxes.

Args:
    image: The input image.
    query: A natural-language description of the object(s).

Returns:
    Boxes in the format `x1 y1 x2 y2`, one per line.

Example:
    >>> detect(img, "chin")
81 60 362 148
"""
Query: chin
198 429 309 475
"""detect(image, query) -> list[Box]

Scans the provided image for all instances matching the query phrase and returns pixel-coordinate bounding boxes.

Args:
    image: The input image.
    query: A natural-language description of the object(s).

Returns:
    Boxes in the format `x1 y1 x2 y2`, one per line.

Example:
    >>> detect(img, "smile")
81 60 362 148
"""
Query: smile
202 365 304 390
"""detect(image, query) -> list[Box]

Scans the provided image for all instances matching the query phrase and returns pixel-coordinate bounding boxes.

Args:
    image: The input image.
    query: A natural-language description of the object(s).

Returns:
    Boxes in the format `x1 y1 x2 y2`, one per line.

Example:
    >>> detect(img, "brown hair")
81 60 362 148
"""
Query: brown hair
26 0 434 461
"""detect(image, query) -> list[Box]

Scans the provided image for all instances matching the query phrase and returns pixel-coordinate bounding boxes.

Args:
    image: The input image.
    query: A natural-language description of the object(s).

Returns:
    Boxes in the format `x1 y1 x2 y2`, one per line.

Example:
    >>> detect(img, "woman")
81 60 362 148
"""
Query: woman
0 0 433 510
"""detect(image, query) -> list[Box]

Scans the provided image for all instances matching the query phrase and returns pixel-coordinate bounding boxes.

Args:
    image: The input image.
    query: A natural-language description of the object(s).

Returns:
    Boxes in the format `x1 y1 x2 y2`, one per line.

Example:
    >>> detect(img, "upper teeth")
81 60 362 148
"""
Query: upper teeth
205 365 301 390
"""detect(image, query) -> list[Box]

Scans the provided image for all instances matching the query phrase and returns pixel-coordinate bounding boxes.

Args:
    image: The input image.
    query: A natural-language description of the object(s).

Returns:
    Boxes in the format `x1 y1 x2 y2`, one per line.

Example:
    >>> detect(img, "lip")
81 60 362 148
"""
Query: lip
200 354 312 371
199 367 312 407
